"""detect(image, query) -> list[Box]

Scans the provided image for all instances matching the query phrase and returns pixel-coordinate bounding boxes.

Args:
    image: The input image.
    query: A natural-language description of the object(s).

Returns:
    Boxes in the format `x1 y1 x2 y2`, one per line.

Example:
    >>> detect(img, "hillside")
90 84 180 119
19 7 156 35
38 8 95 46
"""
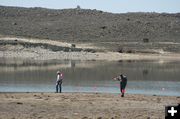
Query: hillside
0 6 180 42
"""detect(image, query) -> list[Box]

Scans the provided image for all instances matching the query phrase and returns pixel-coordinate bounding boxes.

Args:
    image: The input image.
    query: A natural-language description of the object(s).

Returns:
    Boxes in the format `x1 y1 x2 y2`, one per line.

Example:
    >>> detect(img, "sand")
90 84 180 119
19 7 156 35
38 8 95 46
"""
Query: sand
0 93 179 119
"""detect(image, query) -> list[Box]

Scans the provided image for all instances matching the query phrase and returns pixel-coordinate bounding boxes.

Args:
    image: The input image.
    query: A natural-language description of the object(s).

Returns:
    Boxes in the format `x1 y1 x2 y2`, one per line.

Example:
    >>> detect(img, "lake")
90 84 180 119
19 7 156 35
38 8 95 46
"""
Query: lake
0 58 180 96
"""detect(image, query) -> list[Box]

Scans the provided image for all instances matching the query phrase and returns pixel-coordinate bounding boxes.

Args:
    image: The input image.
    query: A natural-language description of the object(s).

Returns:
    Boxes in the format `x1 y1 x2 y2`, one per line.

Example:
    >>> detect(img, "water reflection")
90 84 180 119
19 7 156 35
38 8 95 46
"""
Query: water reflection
0 58 180 96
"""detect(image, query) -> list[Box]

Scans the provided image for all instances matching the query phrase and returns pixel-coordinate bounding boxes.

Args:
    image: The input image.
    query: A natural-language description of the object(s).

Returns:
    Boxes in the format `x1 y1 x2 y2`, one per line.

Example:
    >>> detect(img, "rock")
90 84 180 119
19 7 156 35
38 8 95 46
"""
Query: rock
16 102 23 105
82 117 88 119
71 44 76 48
12 22 17 25
100 26 107 29
97 117 102 119
117 48 124 53
143 38 149 43
76 5 81 10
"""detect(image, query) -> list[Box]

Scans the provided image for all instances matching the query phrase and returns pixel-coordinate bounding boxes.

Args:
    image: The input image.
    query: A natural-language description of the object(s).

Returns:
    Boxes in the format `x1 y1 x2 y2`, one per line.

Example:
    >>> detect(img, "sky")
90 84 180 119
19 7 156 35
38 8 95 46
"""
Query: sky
0 0 180 13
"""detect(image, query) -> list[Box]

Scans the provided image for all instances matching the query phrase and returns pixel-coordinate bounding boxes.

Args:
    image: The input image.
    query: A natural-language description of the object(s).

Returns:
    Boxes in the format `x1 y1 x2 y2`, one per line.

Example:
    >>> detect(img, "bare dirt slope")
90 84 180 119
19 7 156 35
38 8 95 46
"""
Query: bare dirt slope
0 6 180 53
0 6 180 43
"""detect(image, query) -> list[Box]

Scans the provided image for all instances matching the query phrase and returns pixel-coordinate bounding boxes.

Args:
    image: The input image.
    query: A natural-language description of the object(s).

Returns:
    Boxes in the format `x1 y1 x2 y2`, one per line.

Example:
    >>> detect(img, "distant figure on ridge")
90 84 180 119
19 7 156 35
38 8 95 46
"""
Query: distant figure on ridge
113 74 127 97
56 71 64 93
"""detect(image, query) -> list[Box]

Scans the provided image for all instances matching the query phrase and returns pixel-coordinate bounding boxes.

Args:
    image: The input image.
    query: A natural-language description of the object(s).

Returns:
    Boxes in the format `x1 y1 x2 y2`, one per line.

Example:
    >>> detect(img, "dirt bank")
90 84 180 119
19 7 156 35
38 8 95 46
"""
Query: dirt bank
1 37 180 61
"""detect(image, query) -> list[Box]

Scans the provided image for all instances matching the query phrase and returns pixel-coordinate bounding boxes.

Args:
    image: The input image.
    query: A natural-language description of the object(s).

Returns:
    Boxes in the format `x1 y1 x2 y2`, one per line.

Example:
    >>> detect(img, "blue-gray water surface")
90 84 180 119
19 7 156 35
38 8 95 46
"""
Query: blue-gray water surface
0 58 180 96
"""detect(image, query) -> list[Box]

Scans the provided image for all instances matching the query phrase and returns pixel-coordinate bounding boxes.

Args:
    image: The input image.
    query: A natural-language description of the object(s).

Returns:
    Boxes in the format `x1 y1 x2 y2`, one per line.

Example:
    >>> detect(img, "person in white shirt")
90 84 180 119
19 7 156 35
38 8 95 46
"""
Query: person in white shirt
56 71 64 93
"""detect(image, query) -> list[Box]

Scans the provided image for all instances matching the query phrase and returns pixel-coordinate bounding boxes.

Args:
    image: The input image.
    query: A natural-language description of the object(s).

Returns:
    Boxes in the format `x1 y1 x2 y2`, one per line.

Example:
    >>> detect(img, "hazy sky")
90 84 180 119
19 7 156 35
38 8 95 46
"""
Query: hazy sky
0 0 180 13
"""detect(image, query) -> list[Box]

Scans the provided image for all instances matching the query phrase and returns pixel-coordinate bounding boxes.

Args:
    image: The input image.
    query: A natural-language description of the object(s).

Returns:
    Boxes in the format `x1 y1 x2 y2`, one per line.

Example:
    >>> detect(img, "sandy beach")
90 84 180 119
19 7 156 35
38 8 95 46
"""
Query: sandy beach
0 93 179 119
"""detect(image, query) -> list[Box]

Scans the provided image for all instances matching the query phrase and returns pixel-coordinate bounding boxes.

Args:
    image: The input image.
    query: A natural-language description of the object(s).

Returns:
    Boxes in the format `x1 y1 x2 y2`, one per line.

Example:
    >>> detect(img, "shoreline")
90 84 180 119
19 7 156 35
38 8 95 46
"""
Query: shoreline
1 37 180 61
0 92 179 119
1 50 180 61
0 91 179 97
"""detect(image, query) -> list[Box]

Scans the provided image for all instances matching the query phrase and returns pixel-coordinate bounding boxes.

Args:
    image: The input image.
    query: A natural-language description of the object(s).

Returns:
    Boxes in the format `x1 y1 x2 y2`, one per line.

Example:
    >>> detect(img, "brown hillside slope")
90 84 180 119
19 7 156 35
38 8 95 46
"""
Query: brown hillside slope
0 6 180 43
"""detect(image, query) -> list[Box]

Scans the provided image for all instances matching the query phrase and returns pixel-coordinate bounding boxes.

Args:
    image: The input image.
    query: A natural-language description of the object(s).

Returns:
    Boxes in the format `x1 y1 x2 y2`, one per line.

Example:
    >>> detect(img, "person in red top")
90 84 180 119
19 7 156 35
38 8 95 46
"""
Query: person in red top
56 71 64 93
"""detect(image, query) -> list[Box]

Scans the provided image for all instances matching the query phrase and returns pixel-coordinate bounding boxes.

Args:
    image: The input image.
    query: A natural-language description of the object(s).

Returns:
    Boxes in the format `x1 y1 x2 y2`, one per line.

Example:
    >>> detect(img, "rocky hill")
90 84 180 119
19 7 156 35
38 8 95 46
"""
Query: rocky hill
0 6 180 43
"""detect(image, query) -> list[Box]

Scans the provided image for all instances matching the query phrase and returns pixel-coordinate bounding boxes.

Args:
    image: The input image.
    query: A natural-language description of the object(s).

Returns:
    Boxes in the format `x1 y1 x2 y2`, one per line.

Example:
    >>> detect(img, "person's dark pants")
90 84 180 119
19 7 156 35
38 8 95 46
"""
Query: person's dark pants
56 81 62 93
120 87 125 97
120 82 126 97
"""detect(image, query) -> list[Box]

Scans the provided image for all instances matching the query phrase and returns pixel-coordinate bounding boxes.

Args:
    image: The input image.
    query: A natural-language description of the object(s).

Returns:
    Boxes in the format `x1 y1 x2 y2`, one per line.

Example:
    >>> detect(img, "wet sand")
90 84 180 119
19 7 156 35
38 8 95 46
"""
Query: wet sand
0 93 179 119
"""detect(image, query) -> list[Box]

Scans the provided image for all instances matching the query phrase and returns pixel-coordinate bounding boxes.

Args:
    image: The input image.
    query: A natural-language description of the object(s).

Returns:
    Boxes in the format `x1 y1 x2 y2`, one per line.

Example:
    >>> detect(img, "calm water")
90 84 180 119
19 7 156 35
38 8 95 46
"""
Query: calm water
0 58 180 96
